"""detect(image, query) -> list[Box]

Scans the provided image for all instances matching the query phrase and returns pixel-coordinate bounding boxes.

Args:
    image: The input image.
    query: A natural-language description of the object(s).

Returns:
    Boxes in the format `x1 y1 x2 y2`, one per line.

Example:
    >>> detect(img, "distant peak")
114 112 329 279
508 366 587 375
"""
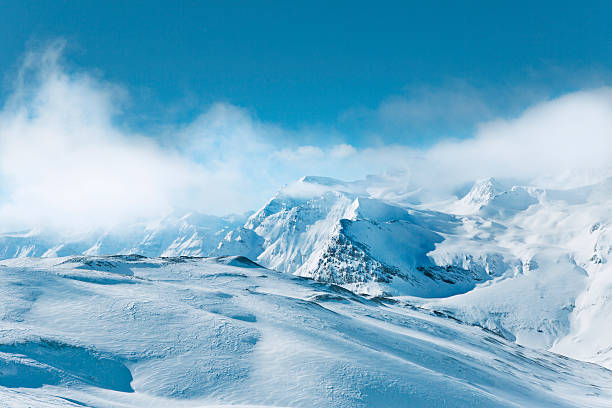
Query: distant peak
451 177 510 214
466 178 507 197
298 176 347 186
474 177 503 189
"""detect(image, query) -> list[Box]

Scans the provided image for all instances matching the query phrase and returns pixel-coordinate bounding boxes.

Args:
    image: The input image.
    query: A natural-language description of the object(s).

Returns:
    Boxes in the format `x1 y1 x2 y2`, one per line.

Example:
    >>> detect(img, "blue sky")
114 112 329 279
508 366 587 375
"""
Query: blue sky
1 1 610 146
0 1 611 229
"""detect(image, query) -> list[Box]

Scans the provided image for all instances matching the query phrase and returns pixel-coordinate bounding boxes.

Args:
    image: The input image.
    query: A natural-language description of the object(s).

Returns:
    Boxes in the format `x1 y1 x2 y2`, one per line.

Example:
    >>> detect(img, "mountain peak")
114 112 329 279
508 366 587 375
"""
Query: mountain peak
298 175 348 186
452 177 510 213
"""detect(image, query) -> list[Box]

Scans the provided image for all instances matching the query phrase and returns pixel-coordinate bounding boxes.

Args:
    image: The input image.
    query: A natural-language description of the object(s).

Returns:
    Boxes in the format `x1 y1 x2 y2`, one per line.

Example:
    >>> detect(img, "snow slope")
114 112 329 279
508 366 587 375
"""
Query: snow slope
1 255 612 407
423 177 612 367
3 174 612 382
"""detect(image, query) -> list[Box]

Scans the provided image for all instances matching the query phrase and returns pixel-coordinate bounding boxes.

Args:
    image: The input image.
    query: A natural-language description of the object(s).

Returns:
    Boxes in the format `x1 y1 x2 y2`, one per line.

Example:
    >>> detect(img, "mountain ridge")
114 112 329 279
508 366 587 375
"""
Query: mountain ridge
1 174 612 372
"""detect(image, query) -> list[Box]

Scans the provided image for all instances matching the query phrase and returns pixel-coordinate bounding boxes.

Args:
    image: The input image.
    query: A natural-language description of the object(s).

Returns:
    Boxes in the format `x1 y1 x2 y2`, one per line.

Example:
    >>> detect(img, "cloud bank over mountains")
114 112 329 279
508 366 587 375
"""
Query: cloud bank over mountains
0 42 611 232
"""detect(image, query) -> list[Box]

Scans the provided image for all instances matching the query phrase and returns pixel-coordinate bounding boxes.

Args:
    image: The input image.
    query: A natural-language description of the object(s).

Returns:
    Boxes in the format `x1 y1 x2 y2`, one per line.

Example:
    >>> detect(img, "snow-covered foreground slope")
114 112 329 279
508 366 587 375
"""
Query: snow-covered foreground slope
2 256 612 407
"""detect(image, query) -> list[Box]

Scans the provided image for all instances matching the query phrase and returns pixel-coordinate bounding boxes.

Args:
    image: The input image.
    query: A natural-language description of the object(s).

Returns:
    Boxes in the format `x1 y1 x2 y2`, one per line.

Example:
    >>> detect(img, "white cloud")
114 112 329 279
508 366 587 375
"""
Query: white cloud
276 87 612 198
422 88 612 190
0 43 611 233
375 84 494 126
0 43 272 232
273 145 325 161
330 144 357 158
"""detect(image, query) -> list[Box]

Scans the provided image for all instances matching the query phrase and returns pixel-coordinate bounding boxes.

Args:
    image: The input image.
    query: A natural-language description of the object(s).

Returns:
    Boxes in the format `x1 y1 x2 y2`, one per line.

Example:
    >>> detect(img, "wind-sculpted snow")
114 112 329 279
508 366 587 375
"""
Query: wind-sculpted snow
2 256 612 407
0 338 133 391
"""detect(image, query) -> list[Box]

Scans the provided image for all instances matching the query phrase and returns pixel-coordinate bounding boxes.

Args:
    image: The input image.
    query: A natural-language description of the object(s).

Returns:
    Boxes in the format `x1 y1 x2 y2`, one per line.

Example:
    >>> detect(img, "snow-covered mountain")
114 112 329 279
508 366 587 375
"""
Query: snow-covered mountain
0 211 248 260
2 255 612 407
425 177 612 368
211 175 612 373
214 176 543 298
2 174 612 392
214 176 488 298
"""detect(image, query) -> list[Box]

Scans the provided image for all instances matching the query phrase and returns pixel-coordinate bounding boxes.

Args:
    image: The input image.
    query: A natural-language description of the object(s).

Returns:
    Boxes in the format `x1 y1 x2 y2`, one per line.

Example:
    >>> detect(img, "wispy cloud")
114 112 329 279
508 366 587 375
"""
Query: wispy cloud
336 73 612 147
339 81 497 141
0 42 611 232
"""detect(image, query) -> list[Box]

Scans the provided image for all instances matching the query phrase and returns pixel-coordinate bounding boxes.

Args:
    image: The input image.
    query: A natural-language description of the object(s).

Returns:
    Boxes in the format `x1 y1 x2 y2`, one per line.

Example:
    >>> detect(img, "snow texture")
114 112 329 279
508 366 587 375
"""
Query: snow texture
3 174 612 405
1 256 612 407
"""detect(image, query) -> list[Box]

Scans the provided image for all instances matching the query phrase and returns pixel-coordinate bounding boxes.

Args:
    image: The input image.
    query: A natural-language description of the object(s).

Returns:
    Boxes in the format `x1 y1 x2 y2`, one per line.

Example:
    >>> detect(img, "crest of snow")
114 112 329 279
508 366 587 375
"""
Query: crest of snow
2 256 612 407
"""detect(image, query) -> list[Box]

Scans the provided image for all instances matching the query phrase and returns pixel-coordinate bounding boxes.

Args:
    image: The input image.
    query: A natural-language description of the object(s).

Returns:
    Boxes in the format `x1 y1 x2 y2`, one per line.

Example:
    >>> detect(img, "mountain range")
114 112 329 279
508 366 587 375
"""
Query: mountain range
1 174 612 406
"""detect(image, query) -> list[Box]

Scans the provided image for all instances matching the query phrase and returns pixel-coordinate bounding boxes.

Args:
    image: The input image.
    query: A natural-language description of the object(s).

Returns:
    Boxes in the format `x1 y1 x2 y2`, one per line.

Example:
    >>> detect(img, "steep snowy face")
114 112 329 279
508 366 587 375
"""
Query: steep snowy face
217 188 362 275
2 256 612 408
